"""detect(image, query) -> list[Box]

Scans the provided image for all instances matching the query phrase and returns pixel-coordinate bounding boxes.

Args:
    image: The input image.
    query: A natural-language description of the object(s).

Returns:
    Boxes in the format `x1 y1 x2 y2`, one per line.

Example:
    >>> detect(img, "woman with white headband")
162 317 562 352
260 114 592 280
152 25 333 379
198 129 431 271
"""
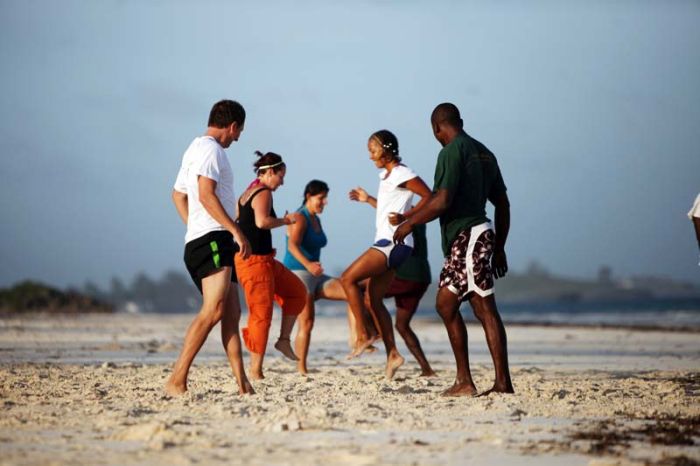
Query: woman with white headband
235 151 307 380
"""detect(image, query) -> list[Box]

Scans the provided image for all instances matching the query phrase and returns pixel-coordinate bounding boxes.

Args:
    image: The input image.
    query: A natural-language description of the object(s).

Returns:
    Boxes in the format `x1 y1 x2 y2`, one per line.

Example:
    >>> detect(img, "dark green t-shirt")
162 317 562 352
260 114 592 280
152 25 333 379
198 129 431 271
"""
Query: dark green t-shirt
395 223 431 284
433 132 507 256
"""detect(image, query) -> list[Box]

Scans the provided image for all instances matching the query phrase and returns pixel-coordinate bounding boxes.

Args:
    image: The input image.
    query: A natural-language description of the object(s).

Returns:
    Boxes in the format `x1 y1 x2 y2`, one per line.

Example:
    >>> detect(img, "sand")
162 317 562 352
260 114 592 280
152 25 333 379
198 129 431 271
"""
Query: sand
0 313 698 465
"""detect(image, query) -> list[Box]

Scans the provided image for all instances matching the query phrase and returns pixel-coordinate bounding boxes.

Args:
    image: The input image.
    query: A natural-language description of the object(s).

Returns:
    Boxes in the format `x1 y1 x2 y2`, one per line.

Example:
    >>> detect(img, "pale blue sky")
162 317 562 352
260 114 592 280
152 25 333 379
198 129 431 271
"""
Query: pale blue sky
1 0 699 289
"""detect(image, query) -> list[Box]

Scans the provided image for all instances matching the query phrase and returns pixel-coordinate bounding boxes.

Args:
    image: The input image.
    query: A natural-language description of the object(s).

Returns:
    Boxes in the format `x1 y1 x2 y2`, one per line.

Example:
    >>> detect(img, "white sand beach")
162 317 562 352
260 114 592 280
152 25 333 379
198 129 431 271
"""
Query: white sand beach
0 312 698 465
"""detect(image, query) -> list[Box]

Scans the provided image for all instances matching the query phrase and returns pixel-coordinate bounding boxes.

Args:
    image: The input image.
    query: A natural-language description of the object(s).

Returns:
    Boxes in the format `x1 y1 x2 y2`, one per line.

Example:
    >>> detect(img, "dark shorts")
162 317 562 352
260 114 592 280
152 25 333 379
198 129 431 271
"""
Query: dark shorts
439 222 495 302
184 230 238 294
385 277 429 314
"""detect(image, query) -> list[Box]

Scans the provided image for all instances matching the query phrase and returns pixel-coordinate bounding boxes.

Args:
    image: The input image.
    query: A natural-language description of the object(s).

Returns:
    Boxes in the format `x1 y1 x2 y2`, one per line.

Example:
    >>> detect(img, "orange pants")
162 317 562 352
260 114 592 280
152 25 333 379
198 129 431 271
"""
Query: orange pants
235 252 306 354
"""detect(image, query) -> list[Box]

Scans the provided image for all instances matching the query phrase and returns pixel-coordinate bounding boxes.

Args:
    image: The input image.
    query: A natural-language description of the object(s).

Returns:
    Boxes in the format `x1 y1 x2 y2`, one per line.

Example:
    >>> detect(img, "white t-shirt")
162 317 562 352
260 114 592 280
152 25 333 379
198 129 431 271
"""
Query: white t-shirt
688 194 700 220
375 164 418 248
173 136 236 243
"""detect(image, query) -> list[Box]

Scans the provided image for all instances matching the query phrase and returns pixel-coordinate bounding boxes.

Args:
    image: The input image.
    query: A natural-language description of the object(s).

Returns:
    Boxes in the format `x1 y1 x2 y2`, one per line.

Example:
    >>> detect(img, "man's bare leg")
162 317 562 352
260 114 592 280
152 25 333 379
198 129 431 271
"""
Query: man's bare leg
469 294 514 395
395 307 436 377
165 267 231 396
221 286 255 394
435 287 477 397
275 314 299 361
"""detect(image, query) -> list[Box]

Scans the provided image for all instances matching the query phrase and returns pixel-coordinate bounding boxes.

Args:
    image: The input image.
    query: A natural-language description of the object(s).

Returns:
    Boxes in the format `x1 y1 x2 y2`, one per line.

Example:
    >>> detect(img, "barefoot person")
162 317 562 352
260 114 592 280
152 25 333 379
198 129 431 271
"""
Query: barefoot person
342 130 431 379
235 151 307 380
283 180 373 374
348 193 436 377
394 103 514 396
167 99 254 396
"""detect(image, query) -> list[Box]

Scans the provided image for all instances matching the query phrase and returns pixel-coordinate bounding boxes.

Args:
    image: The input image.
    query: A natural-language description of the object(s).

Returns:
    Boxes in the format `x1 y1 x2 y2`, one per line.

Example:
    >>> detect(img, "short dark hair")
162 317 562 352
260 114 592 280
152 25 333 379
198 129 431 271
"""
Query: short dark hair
253 151 286 175
208 100 246 128
369 129 401 163
303 179 329 205
431 102 463 129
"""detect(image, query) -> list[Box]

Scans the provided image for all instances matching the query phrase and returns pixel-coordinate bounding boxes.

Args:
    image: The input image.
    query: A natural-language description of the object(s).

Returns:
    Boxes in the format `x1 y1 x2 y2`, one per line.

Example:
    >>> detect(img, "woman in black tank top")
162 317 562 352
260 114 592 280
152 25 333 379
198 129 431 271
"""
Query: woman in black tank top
234 151 308 381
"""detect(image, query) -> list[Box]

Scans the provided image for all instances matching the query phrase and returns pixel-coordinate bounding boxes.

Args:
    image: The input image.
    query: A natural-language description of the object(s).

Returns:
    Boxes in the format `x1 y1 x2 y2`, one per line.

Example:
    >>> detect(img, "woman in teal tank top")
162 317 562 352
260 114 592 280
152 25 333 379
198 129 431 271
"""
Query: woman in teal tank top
284 180 375 374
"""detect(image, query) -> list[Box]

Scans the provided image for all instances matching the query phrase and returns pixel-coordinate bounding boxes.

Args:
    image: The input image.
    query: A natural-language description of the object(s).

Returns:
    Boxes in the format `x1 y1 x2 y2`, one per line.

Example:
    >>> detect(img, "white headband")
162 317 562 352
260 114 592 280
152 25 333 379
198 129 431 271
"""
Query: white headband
257 161 284 171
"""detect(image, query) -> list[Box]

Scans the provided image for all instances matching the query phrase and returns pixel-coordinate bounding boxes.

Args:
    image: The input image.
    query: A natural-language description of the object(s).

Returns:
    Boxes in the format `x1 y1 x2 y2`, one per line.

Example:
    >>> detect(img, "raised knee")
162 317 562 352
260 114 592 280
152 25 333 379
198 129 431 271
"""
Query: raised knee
339 273 353 289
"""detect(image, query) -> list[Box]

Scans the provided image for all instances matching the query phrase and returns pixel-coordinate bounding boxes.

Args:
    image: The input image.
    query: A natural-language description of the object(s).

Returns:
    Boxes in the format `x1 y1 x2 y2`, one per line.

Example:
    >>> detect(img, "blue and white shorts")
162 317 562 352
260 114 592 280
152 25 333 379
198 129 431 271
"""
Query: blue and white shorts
371 239 413 270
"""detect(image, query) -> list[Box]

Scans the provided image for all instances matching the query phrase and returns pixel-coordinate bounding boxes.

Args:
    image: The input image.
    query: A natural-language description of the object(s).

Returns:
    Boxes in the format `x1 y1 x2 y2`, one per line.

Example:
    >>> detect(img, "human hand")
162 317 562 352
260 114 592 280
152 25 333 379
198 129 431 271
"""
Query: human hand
388 212 405 226
349 187 369 203
283 211 296 225
234 233 251 260
307 262 324 277
492 249 508 279
393 221 412 244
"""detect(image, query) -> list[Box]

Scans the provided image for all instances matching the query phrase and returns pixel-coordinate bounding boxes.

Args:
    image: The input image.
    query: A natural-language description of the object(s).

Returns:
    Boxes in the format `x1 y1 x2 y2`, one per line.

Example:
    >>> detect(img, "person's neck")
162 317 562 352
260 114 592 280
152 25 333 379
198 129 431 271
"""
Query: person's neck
304 203 317 216
442 129 463 146
385 159 400 173
205 127 227 147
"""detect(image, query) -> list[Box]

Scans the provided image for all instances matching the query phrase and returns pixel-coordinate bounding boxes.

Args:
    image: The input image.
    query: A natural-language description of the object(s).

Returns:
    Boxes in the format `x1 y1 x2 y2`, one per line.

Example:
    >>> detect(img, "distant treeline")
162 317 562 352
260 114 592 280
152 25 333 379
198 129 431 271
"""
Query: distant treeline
82 271 201 313
0 281 113 314
5 262 699 315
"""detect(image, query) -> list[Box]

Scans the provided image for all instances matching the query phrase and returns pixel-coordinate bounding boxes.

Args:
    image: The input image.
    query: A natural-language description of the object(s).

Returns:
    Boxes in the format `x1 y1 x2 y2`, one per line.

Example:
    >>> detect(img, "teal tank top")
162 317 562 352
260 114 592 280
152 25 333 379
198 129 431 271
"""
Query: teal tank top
283 206 328 270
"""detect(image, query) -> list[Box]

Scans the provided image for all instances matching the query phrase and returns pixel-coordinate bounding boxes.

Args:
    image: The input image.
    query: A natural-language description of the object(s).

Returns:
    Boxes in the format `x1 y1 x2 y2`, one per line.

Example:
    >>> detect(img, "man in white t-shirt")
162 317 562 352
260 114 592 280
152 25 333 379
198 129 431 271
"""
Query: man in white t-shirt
165 100 254 396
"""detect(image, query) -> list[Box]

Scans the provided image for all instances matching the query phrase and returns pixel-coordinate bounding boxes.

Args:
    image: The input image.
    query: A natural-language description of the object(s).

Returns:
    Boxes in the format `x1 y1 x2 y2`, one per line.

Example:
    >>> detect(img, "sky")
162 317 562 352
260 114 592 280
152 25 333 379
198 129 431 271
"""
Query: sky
1 0 699 290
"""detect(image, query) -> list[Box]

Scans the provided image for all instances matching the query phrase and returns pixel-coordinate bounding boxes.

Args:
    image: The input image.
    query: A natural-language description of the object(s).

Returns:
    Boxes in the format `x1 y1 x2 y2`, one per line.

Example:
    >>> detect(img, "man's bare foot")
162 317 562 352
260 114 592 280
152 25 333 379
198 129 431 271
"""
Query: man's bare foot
164 379 187 396
249 369 264 381
298 363 308 376
385 352 404 380
274 338 299 361
477 383 515 397
440 382 478 397
419 369 437 378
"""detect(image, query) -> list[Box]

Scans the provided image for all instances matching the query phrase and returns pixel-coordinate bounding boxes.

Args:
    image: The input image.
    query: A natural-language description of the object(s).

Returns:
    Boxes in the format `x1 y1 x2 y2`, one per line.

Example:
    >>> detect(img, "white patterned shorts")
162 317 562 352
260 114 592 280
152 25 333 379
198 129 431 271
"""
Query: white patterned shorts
439 222 495 301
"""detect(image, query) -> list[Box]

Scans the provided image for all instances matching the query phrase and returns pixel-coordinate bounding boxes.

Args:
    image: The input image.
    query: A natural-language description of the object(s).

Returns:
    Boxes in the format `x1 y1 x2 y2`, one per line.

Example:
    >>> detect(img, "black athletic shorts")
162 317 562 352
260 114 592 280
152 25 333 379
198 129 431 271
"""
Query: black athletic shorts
184 230 238 293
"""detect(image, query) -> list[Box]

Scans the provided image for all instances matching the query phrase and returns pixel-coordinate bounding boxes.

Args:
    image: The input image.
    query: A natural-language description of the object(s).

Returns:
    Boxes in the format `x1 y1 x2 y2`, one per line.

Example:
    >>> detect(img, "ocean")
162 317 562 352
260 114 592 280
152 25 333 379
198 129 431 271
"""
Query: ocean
314 298 700 330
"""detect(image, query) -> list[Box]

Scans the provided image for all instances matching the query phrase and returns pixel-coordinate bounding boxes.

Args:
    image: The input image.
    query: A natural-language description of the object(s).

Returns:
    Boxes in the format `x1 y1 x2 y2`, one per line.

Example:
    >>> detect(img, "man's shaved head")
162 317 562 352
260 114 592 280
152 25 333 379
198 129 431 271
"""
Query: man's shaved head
431 102 463 130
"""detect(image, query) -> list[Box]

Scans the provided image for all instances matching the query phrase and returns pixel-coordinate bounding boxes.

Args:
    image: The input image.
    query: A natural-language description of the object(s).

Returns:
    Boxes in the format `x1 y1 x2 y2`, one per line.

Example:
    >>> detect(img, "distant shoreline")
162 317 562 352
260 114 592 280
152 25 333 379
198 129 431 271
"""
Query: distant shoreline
2 311 698 333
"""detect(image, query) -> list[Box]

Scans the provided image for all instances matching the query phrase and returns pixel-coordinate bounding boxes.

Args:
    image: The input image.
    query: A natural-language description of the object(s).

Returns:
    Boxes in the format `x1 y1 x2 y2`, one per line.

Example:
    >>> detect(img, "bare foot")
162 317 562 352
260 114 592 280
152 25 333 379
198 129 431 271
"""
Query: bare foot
441 382 478 397
385 352 405 380
274 338 299 361
297 363 308 376
419 369 437 378
239 379 255 395
249 369 265 381
477 384 515 397
346 336 380 360
164 379 187 396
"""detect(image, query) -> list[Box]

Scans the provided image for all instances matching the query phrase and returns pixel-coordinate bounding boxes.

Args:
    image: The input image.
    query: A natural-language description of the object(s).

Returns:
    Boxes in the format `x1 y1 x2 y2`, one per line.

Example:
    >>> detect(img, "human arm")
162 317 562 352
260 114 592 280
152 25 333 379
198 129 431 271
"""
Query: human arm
172 190 188 225
388 176 432 225
198 176 251 259
286 213 324 276
491 192 510 279
349 187 377 209
251 189 295 229
393 188 453 244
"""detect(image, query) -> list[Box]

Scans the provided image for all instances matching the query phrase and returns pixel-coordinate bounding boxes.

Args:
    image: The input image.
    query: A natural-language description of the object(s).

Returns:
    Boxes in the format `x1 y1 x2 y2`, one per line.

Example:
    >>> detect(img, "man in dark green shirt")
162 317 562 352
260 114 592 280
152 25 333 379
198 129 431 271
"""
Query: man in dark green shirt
394 102 513 397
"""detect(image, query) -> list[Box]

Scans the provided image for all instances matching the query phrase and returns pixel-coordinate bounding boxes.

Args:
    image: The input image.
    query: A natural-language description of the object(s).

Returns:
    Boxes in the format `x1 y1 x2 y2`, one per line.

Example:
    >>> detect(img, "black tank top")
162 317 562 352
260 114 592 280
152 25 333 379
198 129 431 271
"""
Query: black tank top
238 188 277 255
